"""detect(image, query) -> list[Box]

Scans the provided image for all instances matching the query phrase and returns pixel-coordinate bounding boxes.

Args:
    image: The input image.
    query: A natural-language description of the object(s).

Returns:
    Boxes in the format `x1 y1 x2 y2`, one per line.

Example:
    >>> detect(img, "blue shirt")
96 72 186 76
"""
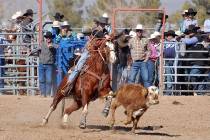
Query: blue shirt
0 37 7 55
181 37 198 45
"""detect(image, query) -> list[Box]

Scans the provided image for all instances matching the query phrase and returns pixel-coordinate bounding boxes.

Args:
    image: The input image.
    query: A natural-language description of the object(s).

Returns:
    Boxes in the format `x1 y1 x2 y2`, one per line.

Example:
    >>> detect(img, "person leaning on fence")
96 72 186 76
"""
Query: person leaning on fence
38 32 56 97
21 9 36 44
127 24 150 87
163 30 178 95
182 8 198 32
147 31 161 86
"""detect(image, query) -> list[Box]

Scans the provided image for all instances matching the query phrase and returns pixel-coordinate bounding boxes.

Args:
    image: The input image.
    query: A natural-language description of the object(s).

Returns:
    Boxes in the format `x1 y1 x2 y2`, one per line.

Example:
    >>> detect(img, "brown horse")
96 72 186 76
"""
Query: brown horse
42 37 116 128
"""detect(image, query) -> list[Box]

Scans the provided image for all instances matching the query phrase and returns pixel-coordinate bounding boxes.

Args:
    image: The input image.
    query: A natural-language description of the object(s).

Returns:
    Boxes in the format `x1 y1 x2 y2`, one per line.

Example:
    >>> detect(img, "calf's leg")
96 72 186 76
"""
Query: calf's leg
109 99 121 128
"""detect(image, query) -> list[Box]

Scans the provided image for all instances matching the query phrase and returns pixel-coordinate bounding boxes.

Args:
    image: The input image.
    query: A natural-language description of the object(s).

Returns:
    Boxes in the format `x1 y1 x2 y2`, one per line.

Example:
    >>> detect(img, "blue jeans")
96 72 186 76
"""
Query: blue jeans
39 64 54 97
147 60 156 86
128 61 149 87
0 58 5 90
165 60 174 95
188 65 204 92
68 49 90 82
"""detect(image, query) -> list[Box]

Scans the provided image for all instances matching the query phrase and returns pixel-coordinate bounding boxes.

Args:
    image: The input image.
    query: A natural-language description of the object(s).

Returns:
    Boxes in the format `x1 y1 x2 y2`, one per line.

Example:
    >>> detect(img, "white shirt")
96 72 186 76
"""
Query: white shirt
204 19 210 33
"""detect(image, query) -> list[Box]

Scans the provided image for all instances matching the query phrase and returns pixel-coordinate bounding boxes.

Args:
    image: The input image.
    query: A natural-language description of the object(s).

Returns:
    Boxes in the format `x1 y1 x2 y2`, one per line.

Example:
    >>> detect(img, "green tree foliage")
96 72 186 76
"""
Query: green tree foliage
87 0 161 28
48 0 160 28
50 0 84 27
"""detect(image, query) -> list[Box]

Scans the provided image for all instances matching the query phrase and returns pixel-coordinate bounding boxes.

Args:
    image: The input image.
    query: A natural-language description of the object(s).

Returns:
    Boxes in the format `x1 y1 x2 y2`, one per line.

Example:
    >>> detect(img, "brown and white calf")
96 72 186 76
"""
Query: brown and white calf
109 84 159 133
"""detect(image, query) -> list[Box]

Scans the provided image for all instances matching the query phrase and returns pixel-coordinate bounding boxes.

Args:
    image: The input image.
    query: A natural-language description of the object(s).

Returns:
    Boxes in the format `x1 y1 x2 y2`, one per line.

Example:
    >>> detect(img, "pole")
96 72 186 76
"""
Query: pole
38 0 43 47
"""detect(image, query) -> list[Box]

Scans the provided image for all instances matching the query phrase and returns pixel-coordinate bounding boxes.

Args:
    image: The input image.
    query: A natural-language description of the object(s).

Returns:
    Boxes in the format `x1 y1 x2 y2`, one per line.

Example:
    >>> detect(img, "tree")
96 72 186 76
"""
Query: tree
87 0 161 28
48 0 84 27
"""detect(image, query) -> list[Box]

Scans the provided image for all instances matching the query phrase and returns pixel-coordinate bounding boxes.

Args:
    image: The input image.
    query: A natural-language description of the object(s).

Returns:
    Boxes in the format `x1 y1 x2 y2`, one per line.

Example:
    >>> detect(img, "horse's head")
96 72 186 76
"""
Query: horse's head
88 38 116 64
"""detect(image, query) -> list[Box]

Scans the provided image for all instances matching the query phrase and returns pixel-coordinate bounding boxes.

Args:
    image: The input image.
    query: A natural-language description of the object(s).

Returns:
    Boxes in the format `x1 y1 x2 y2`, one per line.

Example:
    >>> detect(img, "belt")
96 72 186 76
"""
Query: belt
134 59 144 62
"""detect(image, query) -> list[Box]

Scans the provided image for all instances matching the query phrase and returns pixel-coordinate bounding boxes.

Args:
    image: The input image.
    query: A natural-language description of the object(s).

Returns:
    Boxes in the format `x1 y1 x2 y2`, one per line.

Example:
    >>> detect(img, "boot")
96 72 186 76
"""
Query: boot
61 81 74 96
102 95 112 117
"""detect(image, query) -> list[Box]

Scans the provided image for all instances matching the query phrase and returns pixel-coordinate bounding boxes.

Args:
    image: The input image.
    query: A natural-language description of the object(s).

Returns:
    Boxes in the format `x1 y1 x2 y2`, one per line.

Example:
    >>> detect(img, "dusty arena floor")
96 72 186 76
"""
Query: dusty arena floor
0 95 209 140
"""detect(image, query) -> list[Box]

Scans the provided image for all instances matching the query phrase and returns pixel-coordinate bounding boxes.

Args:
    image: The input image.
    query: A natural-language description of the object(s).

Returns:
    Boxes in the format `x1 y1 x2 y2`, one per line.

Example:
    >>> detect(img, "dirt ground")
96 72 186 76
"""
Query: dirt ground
0 95 210 140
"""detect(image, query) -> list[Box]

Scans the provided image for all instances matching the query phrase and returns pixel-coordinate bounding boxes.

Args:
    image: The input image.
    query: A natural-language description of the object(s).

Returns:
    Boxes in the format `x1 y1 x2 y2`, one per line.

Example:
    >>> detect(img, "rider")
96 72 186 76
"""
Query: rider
62 16 111 92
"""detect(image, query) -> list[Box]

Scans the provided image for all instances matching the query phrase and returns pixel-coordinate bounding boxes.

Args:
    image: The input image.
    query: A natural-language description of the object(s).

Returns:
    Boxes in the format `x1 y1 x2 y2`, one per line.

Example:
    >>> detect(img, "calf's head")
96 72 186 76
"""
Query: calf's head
146 86 159 106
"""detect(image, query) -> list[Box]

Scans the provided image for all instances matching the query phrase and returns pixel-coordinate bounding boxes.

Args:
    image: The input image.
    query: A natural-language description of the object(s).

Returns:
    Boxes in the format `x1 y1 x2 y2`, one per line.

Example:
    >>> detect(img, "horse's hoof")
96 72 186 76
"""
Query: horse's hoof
124 120 131 125
79 123 86 129
41 118 48 126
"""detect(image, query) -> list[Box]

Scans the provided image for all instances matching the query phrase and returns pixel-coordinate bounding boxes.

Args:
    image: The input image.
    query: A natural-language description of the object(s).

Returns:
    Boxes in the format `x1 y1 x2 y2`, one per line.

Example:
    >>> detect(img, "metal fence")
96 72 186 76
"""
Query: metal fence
161 42 210 95
0 31 39 95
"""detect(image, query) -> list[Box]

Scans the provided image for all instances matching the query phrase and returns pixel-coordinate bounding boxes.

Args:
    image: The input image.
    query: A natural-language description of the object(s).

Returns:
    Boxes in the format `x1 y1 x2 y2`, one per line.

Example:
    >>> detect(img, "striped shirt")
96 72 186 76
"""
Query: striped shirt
183 19 198 32
128 36 148 61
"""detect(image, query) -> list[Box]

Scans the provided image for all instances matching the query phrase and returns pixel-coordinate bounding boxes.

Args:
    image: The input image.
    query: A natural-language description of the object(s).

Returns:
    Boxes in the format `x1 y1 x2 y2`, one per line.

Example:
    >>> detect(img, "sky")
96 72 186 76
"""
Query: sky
160 0 190 14
1 0 190 22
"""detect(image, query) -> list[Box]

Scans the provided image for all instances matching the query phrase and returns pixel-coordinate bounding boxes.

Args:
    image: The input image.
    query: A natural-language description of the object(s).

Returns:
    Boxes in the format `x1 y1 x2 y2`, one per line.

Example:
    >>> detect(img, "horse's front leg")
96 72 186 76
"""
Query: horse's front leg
79 103 88 129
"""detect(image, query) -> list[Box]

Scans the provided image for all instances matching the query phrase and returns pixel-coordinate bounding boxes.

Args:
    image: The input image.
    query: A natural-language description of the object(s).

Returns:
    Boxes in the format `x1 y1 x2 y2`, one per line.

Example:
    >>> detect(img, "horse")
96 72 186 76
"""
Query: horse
42 36 116 128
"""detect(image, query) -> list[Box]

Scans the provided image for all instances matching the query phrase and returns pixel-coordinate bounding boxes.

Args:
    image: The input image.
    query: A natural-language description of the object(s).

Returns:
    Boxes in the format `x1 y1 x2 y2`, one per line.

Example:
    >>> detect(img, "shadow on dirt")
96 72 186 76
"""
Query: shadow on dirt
86 125 181 137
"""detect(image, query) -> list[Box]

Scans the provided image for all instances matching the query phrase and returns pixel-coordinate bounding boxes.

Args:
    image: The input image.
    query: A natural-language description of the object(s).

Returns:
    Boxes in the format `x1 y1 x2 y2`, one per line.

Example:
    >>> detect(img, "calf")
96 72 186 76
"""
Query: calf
109 84 159 133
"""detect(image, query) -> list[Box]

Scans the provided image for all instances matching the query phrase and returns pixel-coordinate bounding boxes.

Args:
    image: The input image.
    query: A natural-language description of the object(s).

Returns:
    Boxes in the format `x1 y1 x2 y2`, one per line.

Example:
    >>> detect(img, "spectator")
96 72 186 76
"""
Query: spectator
179 10 188 33
147 31 161 86
155 13 172 32
51 21 60 43
183 8 198 32
116 29 132 86
0 37 10 94
55 21 77 85
163 30 178 95
204 6 210 33
38 32 56 97
128 24 150 87
21 9 36 44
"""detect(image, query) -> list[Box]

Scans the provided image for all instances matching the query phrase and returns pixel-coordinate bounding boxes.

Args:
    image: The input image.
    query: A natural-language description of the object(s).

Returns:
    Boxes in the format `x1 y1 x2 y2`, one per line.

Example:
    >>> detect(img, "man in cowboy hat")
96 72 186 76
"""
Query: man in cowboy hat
38 31 56 97
163 30 179 95
155 12 172 32
55 21 77 85
127 24 150 87
183 8 198 32
21 9 36 43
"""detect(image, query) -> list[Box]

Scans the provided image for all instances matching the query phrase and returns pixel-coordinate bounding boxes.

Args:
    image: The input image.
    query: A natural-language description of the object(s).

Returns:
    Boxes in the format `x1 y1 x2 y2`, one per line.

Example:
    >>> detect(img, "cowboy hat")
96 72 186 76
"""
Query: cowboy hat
149 31 161 40
186 8 197 16
61 21 70 27
23 9 36 16
53 12 64 21
52 21 60 28
94 17 109 25
184 25 200 34
102 13 108 18
156 13 168 19
182 10 188 15
44 31 55 39
82 26 92 35
164 30 177 37
11 11 22 19
135 24 143 30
